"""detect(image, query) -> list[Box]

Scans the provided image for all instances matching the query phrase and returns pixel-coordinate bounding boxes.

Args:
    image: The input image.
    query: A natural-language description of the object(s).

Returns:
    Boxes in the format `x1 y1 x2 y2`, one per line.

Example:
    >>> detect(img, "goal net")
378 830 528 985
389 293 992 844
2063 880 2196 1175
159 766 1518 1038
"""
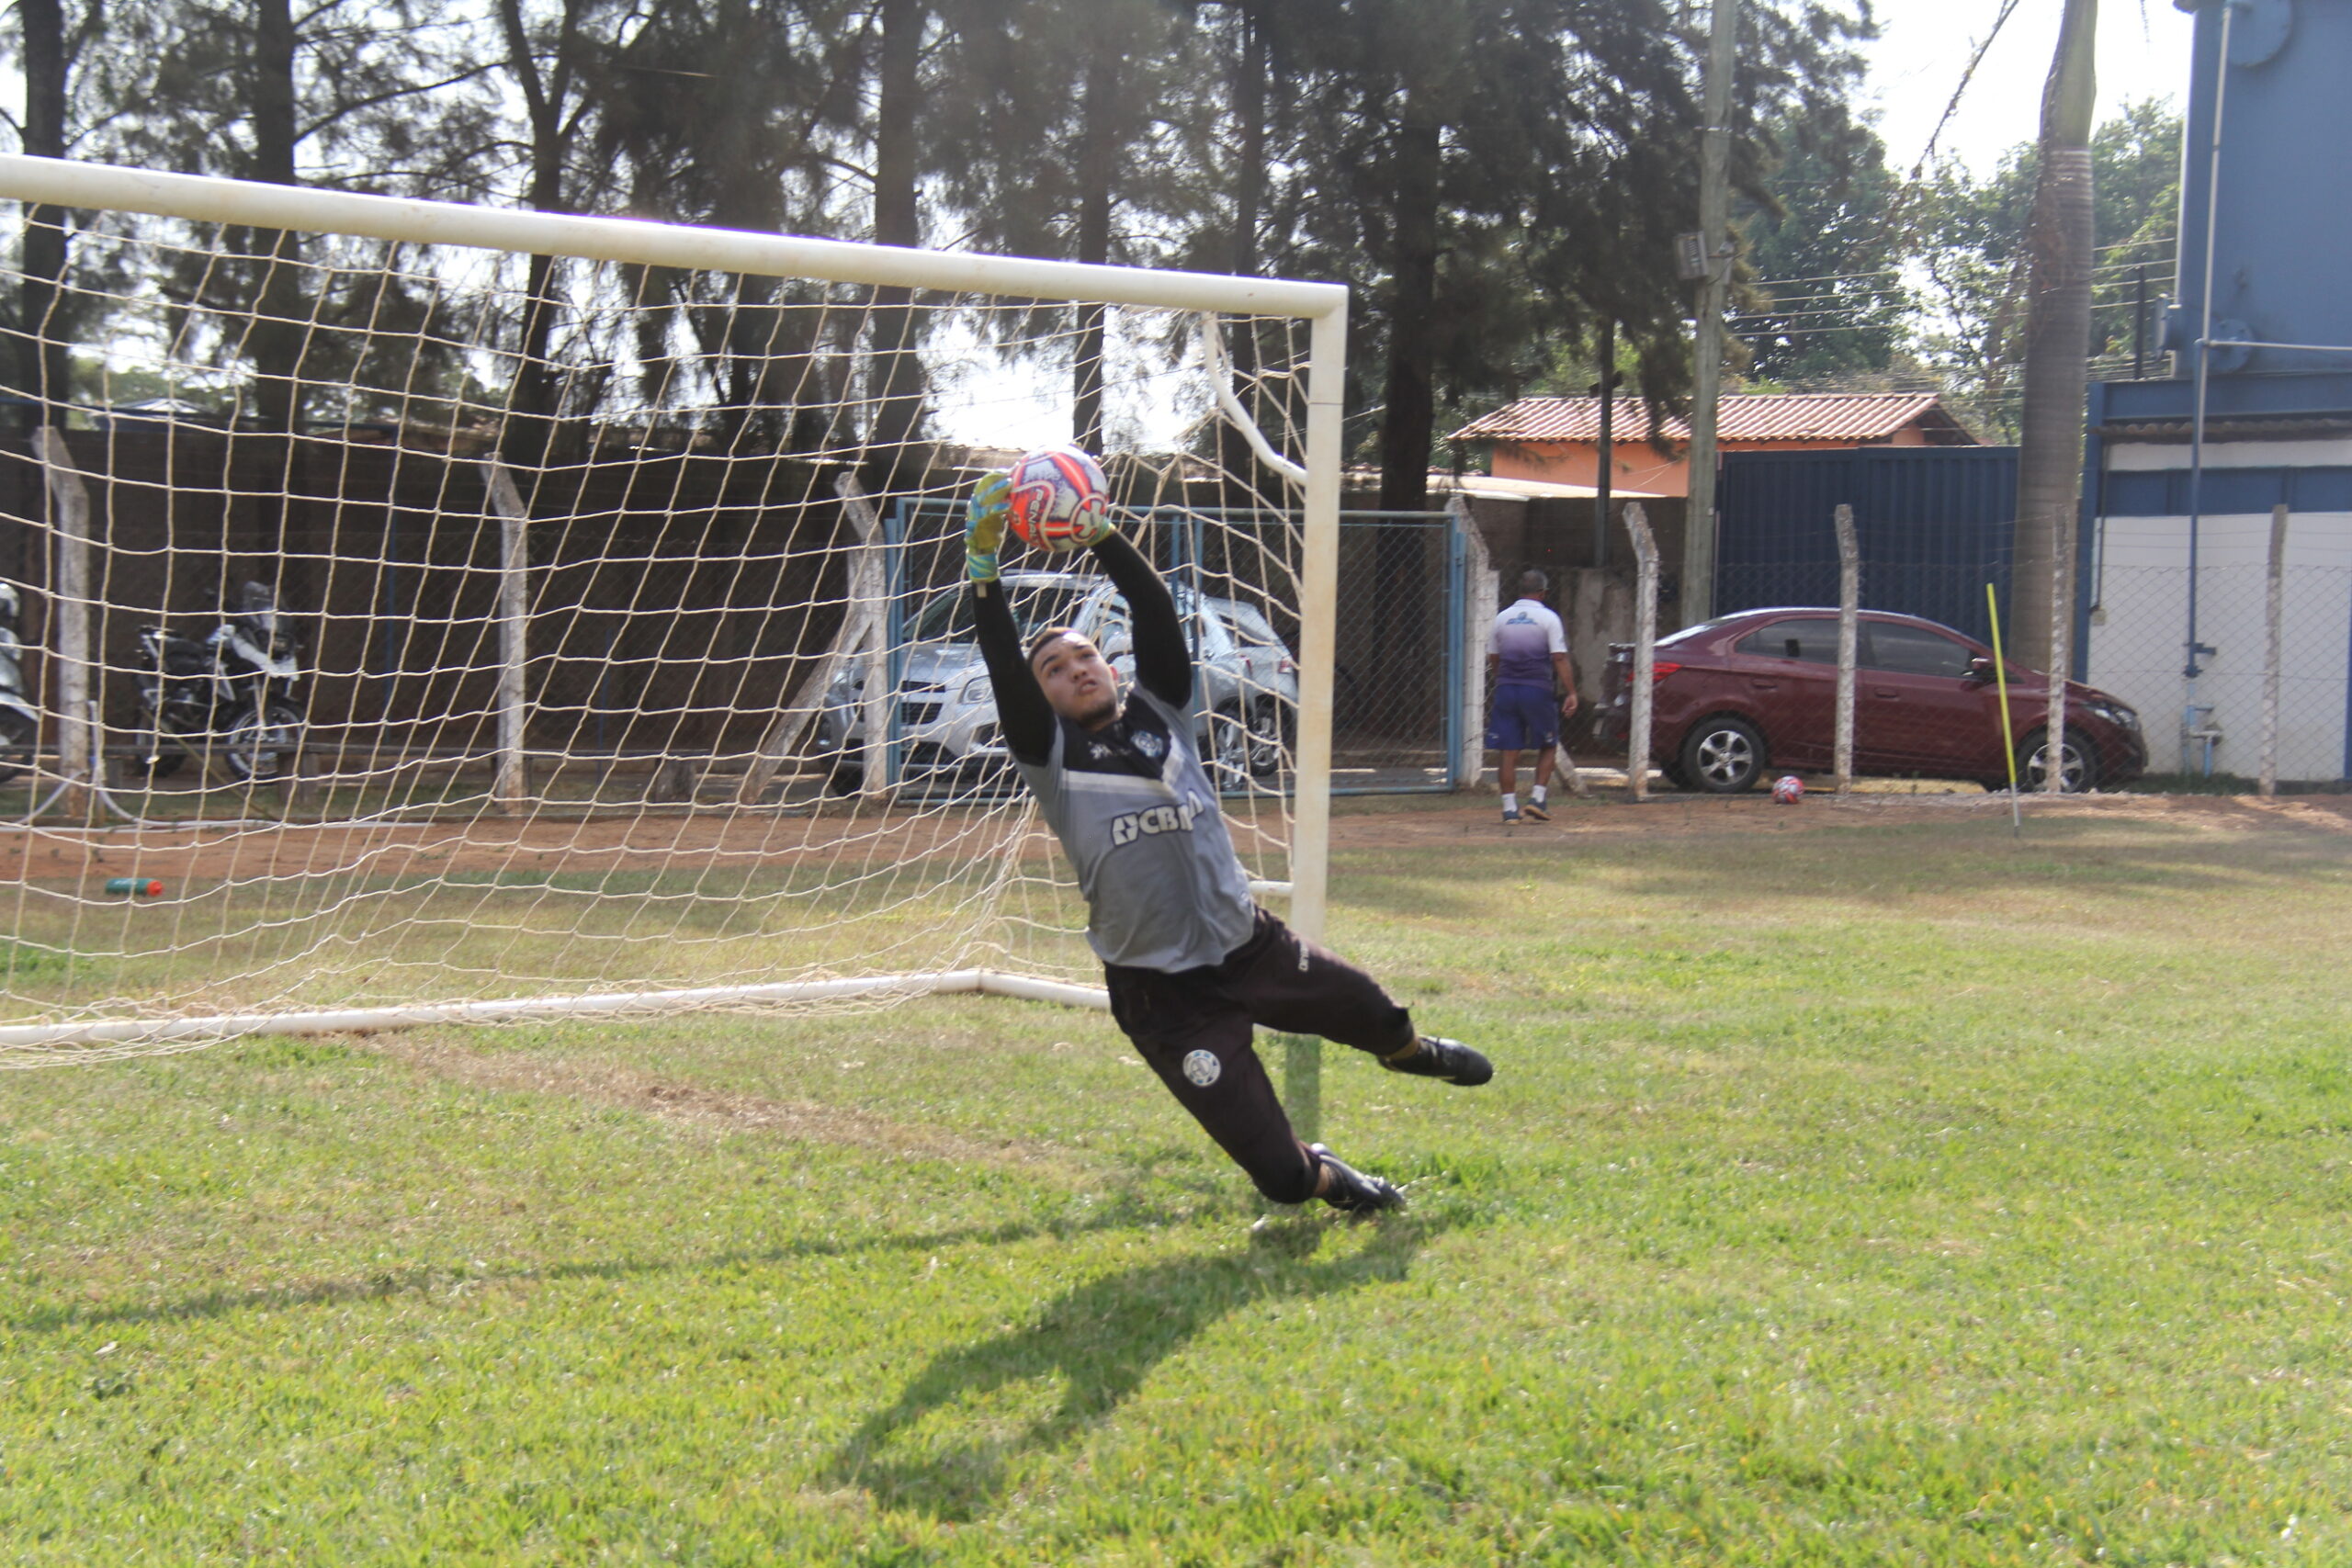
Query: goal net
0 155 1345 1063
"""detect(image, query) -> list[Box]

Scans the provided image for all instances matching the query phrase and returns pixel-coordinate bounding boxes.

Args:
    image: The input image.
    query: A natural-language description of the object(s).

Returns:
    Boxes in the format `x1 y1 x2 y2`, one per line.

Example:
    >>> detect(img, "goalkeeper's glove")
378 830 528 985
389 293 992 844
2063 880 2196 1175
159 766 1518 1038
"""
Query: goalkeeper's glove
966 471 1009 584
1067 489 1117 549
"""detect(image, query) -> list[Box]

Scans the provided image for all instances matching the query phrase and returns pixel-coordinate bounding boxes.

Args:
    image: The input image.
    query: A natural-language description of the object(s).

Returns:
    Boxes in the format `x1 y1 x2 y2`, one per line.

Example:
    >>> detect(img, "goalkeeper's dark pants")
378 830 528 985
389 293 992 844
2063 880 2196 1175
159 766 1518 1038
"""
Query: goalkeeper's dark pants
1102 906 1418 1205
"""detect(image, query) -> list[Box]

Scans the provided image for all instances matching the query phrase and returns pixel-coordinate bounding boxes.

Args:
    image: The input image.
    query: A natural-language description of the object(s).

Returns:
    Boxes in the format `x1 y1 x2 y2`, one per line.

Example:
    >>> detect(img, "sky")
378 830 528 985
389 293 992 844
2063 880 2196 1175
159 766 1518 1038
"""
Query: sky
1858 0 2198 177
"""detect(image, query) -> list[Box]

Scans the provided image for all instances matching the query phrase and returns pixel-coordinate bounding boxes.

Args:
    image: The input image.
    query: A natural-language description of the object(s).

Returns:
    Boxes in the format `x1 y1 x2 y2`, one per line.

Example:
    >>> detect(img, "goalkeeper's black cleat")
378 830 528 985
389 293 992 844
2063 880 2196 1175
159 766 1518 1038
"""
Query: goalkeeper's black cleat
1310 1144 1406 1214
1381 1033 1494 1087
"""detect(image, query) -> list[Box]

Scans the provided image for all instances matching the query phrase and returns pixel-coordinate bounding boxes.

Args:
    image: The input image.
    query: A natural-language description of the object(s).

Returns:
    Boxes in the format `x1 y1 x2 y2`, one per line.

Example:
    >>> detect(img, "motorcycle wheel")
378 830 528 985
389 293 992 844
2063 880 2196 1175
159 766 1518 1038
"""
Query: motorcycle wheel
223 702 305 782
136 714 193 780
0 708 33 786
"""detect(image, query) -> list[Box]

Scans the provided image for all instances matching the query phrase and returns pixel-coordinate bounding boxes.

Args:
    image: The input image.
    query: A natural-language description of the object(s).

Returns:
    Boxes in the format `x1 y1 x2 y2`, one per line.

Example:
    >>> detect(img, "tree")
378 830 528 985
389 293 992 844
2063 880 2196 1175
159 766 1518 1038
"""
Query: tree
864 0 929 475
492 0 673 463
1286 0 1873 513
1736 111 1912 384
930 0 1208 447
590 0 873 451
1913 98 2180 439
11 0 84 425
85 0 501 438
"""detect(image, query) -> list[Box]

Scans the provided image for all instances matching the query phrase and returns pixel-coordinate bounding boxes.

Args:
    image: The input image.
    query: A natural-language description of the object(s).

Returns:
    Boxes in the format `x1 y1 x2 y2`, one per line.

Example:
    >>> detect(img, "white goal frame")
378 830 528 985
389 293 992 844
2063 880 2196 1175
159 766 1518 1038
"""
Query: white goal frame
0 152 1348 1051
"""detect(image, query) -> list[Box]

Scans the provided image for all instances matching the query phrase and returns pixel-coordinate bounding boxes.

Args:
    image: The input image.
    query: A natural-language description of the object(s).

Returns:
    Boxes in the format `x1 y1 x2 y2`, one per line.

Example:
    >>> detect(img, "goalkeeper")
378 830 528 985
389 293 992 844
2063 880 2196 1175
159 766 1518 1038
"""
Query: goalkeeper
965 468 1492 1216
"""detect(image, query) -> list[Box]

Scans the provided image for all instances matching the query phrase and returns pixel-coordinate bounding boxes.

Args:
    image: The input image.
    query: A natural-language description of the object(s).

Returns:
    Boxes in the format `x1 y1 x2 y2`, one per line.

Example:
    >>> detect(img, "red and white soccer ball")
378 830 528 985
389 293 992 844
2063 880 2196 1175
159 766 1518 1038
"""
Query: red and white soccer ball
1771 774 1805 805
1005 446 1112 550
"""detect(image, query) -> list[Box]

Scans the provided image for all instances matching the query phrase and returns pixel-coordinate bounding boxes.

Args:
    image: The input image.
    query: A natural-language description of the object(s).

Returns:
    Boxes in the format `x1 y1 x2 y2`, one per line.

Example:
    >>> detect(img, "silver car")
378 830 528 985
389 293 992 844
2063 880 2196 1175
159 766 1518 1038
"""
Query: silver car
814 570 1297 792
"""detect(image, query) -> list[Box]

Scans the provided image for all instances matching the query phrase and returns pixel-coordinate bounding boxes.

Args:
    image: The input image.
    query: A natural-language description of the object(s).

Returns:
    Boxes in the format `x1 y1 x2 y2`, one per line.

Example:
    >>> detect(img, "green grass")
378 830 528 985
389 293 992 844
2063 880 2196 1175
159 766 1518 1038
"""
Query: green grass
4 809 2350 1562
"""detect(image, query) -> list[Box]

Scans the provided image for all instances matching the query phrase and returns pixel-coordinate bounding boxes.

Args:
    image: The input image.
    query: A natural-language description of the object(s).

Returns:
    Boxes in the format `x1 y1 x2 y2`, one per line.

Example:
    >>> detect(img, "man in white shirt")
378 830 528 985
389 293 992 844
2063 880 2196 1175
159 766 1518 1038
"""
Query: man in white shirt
1486 570 1578 823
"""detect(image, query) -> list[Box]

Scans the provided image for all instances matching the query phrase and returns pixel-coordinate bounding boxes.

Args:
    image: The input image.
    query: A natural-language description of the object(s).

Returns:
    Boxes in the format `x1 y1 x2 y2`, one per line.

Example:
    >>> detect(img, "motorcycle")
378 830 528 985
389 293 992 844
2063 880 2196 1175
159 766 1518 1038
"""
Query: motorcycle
134 581 306 782
0 582 39 784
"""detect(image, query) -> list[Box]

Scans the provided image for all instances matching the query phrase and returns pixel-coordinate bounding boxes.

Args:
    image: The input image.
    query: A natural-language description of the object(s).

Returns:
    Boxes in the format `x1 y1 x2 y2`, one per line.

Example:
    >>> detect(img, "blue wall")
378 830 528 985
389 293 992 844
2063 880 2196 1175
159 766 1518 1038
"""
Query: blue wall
2167 0 2352 376
1716 447 2020 643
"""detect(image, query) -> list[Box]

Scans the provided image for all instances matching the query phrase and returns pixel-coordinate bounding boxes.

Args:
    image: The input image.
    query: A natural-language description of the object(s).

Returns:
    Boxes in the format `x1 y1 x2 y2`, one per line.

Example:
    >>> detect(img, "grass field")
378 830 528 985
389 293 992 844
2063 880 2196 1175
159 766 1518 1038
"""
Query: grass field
4 800 2349 1563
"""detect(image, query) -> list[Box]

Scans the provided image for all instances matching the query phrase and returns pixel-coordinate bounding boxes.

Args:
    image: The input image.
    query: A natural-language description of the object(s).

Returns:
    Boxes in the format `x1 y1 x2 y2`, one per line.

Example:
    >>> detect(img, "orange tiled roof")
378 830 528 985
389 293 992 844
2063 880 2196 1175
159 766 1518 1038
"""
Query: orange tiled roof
1450 390 1973 446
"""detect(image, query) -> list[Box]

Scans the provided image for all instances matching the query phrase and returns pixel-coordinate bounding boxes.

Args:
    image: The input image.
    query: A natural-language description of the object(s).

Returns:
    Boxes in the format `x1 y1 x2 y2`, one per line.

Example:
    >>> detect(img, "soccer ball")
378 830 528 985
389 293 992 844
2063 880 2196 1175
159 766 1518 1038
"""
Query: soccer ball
1771 774 1804 804
1004 446 1112 550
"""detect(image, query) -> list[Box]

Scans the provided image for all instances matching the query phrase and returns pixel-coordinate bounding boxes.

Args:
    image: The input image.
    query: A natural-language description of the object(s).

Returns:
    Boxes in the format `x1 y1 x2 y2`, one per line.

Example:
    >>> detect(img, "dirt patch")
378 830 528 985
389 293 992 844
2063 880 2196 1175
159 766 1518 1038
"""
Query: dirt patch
6 789 2342 887
364 1034 1072 1172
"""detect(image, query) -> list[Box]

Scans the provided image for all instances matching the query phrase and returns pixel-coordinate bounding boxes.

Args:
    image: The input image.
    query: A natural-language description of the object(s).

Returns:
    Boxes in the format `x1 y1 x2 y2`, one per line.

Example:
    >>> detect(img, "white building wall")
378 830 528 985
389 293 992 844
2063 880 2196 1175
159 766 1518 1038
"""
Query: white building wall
2086 506 2352 779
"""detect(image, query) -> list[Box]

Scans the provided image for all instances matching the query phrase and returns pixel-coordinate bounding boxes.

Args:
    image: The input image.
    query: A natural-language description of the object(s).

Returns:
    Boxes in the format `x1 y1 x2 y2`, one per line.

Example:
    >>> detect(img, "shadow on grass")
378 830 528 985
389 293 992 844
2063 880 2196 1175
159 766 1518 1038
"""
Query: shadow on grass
9 1194 1180 1336
1339 814 2352 922
824 1212 1451 1522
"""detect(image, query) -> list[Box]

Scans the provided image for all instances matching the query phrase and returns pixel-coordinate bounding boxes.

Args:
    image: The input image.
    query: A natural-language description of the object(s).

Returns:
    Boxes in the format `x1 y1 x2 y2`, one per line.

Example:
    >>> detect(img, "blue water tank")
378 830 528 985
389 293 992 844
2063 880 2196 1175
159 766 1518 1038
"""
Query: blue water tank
2165 0 2352 376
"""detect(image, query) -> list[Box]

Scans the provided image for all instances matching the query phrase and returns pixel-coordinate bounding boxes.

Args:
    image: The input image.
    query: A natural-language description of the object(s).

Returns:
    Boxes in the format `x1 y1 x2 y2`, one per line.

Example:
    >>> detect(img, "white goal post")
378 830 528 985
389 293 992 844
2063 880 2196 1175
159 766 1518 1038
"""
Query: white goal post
0 152 1346 1060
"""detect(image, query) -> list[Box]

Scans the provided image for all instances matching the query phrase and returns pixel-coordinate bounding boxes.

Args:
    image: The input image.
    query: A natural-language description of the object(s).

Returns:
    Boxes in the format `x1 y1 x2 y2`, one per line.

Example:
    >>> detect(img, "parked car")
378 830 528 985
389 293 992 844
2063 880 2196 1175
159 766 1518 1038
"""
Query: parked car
1591 607 2146 794
813 570 1298 791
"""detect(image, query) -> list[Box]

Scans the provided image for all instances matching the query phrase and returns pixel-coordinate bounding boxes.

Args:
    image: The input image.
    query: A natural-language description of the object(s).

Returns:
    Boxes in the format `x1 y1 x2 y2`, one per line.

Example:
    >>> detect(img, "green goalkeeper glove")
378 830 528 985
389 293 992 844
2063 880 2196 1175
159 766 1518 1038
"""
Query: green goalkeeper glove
1067 501 1116 549
966 472 1010 584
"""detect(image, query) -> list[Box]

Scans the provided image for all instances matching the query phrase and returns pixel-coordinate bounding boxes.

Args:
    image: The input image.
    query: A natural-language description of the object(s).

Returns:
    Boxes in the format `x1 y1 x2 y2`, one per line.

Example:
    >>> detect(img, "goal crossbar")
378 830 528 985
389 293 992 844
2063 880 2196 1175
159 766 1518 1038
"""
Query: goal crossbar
0 153 1345 320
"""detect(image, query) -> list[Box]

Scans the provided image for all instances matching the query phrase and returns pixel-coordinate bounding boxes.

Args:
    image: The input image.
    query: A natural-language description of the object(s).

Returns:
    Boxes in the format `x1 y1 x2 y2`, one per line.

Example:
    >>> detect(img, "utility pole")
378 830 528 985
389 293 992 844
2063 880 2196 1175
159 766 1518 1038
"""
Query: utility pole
1682 0 1738 626
1592 317 1615 570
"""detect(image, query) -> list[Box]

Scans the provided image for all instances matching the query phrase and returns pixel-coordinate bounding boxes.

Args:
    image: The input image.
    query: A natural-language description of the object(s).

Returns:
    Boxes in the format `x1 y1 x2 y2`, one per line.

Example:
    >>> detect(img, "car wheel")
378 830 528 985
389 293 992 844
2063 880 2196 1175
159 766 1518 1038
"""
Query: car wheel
2018 727 2098 794
1678 715 1766 794
1204 704 1250 790
0 708 32 785
1246 701 1284 779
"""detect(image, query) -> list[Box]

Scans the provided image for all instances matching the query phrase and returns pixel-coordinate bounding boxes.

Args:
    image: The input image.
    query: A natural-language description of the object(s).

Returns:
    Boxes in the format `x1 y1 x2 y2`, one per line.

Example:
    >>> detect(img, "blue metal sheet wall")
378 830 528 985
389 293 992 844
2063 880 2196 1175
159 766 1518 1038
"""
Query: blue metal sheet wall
1715 446 2020 642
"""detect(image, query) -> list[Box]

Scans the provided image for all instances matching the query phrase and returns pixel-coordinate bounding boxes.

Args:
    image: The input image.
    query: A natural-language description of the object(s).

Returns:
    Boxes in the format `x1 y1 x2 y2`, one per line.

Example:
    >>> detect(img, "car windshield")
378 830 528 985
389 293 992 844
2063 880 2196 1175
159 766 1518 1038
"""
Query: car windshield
1656 617 1738 649
1213 598 1288 649
908 582 1091 643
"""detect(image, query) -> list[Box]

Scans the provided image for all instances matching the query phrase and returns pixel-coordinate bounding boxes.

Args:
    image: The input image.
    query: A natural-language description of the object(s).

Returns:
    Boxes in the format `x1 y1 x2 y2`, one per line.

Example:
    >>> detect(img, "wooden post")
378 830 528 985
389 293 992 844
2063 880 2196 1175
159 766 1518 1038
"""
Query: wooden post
856 531 891 803
1624 502 1658 801
483 463 531 810
34 429 94 816
1833 503 1858 795
1449 493 1501 790
2259 502 2286 798
737 473 885 805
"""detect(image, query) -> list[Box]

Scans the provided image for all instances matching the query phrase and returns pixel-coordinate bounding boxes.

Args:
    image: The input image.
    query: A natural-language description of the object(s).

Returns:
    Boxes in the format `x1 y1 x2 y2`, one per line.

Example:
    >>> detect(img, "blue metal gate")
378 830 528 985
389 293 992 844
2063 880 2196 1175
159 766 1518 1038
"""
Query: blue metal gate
1715 446 2020 644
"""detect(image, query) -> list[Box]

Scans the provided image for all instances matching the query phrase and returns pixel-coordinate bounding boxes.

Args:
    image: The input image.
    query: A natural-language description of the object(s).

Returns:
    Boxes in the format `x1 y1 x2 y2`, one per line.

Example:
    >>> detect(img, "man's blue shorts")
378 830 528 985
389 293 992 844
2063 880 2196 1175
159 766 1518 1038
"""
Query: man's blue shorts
1486 681 1558 751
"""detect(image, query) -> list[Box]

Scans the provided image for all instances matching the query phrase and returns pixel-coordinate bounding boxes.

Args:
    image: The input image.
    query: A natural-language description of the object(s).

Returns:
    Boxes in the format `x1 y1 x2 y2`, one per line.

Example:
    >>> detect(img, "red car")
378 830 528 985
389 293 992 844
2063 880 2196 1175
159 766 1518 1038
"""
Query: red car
1592 607 2147 794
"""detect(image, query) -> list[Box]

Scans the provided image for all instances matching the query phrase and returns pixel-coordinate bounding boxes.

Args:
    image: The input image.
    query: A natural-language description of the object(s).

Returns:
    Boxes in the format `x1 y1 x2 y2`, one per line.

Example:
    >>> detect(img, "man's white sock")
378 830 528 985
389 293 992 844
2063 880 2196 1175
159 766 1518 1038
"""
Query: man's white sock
1531 784 1548 807
1501 791 1518 814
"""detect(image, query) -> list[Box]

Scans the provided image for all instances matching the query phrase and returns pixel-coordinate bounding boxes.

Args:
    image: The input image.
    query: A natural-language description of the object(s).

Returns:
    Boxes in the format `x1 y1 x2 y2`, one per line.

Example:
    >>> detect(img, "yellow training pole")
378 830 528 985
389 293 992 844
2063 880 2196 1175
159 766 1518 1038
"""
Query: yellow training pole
1986 582 2021 838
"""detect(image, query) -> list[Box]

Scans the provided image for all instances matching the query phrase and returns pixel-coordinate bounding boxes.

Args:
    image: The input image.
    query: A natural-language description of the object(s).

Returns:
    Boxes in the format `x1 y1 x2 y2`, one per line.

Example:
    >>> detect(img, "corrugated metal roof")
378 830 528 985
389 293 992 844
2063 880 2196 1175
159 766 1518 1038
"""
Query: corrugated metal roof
1450 391 1972 446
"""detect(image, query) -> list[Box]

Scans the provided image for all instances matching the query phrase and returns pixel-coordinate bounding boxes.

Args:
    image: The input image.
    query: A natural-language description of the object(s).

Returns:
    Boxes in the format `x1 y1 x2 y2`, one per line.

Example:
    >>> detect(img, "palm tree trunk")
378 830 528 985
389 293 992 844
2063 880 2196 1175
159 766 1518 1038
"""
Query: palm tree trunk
2012 0 2098 682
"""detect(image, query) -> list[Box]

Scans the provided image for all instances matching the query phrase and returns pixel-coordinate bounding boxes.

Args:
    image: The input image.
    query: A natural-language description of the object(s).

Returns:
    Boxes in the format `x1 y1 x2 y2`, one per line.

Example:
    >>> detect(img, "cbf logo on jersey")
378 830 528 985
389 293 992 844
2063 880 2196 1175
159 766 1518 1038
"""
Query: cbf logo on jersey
1109 789 1209 847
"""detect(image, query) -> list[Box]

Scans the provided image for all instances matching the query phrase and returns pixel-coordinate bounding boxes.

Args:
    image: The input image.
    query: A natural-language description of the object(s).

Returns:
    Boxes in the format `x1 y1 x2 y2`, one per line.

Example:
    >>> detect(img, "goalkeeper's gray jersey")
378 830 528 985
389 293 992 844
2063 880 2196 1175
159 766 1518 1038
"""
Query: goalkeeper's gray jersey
1014 688 1256 972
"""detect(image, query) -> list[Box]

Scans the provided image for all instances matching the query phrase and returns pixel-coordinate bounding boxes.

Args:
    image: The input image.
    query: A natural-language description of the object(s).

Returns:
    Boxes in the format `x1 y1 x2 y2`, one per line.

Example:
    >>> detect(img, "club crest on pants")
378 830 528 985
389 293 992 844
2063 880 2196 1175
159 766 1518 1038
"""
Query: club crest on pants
1182 1048 1221 1087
